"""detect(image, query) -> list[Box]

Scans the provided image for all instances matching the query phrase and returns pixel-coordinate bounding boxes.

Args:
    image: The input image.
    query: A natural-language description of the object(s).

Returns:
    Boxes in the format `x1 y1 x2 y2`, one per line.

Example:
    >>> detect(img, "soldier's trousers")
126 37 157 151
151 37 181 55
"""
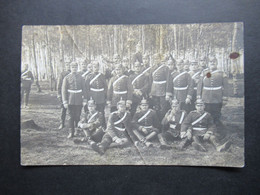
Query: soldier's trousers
60 104 67 126
21 87 31 106
151 96 167 121
67 105 82 131
99 133 113 151
204 103 222 123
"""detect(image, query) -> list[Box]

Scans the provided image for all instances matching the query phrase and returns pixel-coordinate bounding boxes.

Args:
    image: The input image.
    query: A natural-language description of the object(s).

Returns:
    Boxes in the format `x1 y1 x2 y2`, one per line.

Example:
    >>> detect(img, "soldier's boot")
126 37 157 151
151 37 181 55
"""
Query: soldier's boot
133 130 146 147
179 138 191 150
91 142 104 155
158 134 172 150
67 128 74 139
192 142 207 152
209 136 232 152
58 121 65 130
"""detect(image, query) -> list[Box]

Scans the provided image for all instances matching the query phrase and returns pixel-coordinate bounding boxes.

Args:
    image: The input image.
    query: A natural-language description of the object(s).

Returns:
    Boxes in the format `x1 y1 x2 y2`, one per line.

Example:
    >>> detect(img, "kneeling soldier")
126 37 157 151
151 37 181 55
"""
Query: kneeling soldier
180 99 231 152
74 98 105 144
91 99 133 155
158 99 187 149
132 98 159 147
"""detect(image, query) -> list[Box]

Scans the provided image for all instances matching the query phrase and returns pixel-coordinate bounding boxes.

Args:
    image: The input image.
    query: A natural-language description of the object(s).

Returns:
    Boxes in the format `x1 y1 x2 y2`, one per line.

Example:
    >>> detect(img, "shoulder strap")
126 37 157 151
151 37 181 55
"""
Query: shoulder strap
152 64 165 76
90 73 101 85
173 71 187 83
87 112 98 123
191 112 208 126
114 112 127 125
138 109 151 123
113 75 127 87
179 111 185 124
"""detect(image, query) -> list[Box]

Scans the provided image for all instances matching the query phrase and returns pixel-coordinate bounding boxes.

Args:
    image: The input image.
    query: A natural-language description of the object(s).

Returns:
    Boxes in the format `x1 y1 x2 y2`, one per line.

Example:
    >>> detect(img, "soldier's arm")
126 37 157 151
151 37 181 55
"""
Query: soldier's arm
222 72 229 98
180 113 193 133
102 74 108 98
126 77 133 104
81 76 87 104
61 77 68 104
196 75 204 99
186 73 194 99
91 112 104 128
85 76 91 100
107 77 114 103
161 111 170 126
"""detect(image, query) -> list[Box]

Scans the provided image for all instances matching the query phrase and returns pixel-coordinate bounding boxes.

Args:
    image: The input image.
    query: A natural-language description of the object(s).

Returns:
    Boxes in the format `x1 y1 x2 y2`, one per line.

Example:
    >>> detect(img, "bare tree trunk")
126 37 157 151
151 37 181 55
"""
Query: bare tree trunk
59 26 65 72
32 27 41 92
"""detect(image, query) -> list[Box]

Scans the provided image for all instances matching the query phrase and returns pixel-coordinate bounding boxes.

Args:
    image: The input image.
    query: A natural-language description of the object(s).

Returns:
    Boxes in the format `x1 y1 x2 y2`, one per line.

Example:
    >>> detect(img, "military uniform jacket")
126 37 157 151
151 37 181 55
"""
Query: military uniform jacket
79 111 104 130
107 74 133 106
197 69 228 103
150 64 169 97
81 70 92 80
166 71 193 102
21 70 34 88
106 111 132 140
62 72 87 105
57 70 70 96
132 109 159 130
181 111 216 135
85 72 107 104
129 72 150 102
162 110 187 132
188 70 201 97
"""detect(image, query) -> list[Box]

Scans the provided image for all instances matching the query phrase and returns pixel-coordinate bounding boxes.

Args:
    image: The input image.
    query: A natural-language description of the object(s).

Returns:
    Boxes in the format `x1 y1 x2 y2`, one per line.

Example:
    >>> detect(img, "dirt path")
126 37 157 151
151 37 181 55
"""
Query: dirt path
21 85 244 167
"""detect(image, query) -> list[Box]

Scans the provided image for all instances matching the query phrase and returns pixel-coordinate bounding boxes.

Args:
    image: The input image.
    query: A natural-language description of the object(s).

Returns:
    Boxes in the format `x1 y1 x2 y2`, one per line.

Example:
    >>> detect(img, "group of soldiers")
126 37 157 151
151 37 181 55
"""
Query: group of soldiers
56 49 232 155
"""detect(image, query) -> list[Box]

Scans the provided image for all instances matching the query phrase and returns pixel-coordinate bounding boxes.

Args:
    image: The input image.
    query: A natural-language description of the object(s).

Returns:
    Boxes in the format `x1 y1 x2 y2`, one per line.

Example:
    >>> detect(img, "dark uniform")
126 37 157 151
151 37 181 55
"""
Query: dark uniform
197 69 228 124
180 102 231 152
166 71 193 112
129 72 150 114
107 74 133 111
77 109 105 143
21 69 34 107
91 109 133 154
132 108 159 146
86 72 107 113
57 69 71 128
150 64 169 120
62 72 87 137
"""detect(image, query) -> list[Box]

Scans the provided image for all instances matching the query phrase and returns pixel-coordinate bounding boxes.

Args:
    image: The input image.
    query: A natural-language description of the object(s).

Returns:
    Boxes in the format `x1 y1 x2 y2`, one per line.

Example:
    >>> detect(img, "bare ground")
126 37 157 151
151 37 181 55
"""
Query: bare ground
21 83 244 167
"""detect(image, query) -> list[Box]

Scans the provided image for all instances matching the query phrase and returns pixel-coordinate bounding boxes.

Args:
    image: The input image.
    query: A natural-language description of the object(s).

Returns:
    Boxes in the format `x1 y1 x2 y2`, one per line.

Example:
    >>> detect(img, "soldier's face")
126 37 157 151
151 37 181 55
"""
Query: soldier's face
140 104 149 111
93 64 99 73
88 105 96 112
209 60 217 70
134 63 141 72
65 65 70 71
115 67 123 75
117 104 126 112
122 60 128 68
71 65 78 73
171 105 179 112
176 63 183 71
168 61 175 71
143 58 149 65
196 104 205 113
190 64 198 71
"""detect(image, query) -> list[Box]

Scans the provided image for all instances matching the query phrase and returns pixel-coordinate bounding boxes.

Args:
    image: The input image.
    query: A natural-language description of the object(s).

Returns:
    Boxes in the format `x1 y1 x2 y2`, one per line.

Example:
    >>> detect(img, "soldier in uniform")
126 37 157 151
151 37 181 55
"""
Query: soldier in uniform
166 58 194 113
90 99 133 155
107 63 133 112
81 62 93 80
132 42 143 64
197 56 228 131
57 62 71 129
21 64 34 108
149 53 169 121
74 98 105 144
180 99 231 152
129 61 150 115
132 98 159 147
62 62 87 138
158 99 187 149
142 53 150 72
122 57 134 76
187 60 201 113
85 61 107 115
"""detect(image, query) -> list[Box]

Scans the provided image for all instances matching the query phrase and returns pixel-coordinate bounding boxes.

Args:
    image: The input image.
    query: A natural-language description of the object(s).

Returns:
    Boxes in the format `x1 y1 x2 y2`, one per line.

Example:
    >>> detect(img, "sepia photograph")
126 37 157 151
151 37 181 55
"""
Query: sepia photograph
20 23 244 167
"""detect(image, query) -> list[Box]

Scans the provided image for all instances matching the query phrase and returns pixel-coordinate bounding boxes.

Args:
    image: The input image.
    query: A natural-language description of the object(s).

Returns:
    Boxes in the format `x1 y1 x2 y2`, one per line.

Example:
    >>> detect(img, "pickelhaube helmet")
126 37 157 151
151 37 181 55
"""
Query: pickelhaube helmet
117 97 126 106
140 97 149 105
171 99 179 107
88 97 96 107
195 99 205 105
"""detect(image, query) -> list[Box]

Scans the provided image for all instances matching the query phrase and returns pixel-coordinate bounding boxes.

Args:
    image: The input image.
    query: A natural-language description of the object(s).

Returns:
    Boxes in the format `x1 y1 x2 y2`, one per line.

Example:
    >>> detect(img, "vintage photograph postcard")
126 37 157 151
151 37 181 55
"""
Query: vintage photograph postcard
21 23 244 167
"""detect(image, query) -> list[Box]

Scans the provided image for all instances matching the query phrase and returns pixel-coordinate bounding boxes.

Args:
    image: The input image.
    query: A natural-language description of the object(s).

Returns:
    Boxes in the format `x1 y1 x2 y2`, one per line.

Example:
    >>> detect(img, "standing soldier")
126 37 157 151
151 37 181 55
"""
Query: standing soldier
57 61 71 129
158 99 187 149
129 61 150 115
91 99 133 155
132 98 159 147
142 53 151 73
187 60 201 113
107 63 133 112
149 53 169 121
132 42 143 64
197 56 229 136
85 61 107 115
180 99 231 152
62 62 87 138
74 98 105 144
21 64 34 108
166 58 193 113
81 61 93 80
